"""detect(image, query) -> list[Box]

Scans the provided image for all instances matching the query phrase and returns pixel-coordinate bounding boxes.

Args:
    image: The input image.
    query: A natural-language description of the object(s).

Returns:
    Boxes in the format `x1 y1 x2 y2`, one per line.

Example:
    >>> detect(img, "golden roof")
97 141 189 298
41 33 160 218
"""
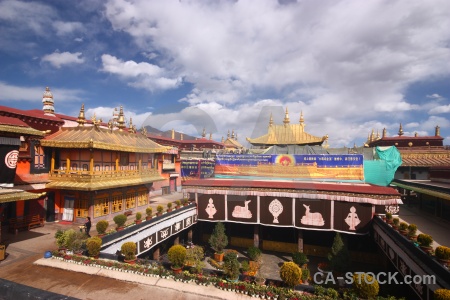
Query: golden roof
0 124 45 136
246 109 327 146
224 137 244 149
41 125 169 153
46 173 165 191
0 189 46 203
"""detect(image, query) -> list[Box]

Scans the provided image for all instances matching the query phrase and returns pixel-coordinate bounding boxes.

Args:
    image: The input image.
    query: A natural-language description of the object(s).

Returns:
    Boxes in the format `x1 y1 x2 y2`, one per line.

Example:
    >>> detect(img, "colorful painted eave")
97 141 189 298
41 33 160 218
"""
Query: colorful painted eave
0 190 46 203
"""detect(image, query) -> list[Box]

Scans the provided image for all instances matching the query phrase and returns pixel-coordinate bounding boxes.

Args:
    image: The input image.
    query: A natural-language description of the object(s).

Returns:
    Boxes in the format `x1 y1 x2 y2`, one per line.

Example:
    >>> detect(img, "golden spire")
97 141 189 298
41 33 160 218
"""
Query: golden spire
398 123 404 136
171 129 175 139
202 127 206 138
283 107 290 125
299 111 304 124
376 130 380 140
140 126 147 136
128 118 135 133
269 113 273 127
77 104 86 126
231 129 235 139
42 86 55 115
235 133 238 140
227 130 230 138
117 106 125 131
209 133 212 140
435 125 440 136
382 128 387 138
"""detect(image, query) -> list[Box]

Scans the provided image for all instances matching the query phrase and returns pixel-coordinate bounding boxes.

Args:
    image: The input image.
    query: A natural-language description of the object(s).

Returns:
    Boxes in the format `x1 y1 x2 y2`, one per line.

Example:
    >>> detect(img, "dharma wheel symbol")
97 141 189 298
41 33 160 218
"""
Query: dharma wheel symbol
269 199 283 223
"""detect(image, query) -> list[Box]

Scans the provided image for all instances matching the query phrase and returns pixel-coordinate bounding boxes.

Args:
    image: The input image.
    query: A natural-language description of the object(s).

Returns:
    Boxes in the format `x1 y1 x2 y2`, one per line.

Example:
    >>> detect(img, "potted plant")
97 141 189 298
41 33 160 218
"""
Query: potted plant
398 222 408 235
417 233 433 254
208 222 228 262
435 246 450 266
168 244 186 273
145 207 153 221
167 202 173 212
113 214 127 231
241 260 250 275
385 212 393 224
156 205 164 216
407 223 418 241
175 200 181 209
96 220 109 237
135 212 142 224
434 289 450 300
185 245 205 274
183 199 189 206
392 217 400 229
223 250 240 281
328 232 350 274
86 236 102 258
352 273 379 299
301 266 310 285
67 230 86 255
121 241 137 264
292 251 309 267
279 261 302 289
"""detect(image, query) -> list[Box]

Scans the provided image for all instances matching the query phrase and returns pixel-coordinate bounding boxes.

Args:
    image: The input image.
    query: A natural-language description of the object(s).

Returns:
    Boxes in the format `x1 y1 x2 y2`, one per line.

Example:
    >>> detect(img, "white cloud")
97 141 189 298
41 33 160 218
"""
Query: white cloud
52 21 84 36
0 82 84 102
427 93 444 100
429 105 450 114
41 51 85 68
101 54 182 91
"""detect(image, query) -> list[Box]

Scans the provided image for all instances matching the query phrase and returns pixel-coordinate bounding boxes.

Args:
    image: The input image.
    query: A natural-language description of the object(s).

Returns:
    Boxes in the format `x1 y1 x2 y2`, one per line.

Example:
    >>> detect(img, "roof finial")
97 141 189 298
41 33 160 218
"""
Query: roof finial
116 106 125 131
171 129 175 139
209 133 212 140
269 113 273 127
42 87 55 115
299 111 304 124
180 133 183 140
231 129 235 139
128 118 136 133
227 130 230 138
283 107 290 125
140 126 147 136
398 123 404 136
202 127 206 138
221 136 224 143
382 128 387 138
77 104 86 126
435 125 440 136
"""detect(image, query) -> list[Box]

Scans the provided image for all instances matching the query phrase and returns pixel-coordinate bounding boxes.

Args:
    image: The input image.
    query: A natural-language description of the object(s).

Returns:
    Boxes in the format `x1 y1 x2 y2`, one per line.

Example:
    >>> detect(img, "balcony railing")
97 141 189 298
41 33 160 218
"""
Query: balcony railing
49 168 160 181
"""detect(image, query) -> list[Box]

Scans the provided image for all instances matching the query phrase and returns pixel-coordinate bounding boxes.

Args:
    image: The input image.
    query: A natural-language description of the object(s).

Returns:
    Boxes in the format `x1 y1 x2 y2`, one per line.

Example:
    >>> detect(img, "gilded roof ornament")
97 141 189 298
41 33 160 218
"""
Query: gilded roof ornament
117 106 126 131
299 111 304 124
128 118 136 133
231 129 235 139
283 107 290 126
398 123 404 136
269 113 273 127
140 126 147 136
435 125 440 136
77 104 86 127
42 86 55 115
382 128 387 138
202 127 206 138
221 136 224 143
227 130 230 138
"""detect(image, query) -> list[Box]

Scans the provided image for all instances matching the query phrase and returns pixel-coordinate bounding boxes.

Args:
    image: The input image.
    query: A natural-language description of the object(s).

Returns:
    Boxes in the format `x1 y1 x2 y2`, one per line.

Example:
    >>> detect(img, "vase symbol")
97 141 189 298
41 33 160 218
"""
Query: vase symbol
206 198 217 218
269 199 283 223
345 206 360 230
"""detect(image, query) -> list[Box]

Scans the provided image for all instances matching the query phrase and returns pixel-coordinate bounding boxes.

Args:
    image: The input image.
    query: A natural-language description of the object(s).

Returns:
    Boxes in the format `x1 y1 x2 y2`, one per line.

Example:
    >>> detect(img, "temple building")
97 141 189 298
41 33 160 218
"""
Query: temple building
221 129 245 153
246 109 328 148
40 105 168 223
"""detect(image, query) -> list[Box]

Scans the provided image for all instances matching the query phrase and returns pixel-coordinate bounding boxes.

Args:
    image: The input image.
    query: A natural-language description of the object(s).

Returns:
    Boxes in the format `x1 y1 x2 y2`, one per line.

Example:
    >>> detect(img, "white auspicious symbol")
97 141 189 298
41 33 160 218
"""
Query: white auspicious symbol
269 199 283 223
385 205 400 214
160 228 169 239
345 206 361 230
232 200 252 219
174 222 181 232
144 237 153 249
186 218 191 226
205 198 217 218
301 204 325 226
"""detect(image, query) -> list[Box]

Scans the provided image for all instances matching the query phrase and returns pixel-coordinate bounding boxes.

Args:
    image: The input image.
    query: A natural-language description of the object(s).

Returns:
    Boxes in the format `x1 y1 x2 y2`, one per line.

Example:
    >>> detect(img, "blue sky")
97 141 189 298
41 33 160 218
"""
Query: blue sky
1 0 450 147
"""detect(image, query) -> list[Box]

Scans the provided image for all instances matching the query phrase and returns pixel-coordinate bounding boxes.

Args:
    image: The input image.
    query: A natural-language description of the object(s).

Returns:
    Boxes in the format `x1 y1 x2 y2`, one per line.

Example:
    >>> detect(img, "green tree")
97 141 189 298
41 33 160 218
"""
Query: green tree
209 222 228 254
328 232 350 273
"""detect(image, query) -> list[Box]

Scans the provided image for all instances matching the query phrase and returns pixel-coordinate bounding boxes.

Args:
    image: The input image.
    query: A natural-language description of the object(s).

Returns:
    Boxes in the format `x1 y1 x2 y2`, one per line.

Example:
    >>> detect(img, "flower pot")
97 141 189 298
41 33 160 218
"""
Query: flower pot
116 226 124 231
399 230 408 236
214 252 224 262
124 258 137 265
171 266 183 274
408 235 417 241
145 216 152 221
420 246 433 254
135 220 142 225
437 258 450 267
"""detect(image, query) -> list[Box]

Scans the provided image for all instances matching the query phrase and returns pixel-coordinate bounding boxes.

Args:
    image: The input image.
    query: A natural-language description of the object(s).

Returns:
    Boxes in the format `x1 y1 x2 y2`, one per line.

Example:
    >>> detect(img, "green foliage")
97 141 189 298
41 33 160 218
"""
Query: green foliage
385 213 392 220
247 246 262 261
241 260 250 272
96 220 109 234
407 224 417 236
314 285 339 299
435 246 450 260
55 229 86 251
292 251 309 266
86 236 102 257
168 244 186 269
121 241 137 260
113 214 127 227
183 199 189 205
135 212 142 221
279 261 302 288
399 222 408 231
167 202 172 209
328 232 350 273
393 218 400 226
185 245 205 274
301 266 310 282
209 222 228 254
352 273 379 299
145 207 152 216
434 289 450 300
223 251 240 280
417 233 433 247
175 200 181 207
55 229 66 248
157 205 164 213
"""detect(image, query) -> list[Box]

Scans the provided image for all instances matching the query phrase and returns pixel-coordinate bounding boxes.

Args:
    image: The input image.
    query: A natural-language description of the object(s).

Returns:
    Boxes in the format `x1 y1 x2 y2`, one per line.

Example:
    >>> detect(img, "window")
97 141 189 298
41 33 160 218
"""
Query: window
120 153 129 166
74 196 88 218
112 194 123 213
94 195 109 217
137 190 147 207
125 192 136 209
31 141 50 173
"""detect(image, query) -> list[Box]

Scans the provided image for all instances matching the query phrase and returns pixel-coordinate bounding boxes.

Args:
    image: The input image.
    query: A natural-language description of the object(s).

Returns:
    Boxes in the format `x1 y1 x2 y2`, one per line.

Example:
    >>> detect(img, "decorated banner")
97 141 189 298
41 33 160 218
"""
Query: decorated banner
181 159 215 180
227 195 257 223
294 199 332 230
215 154 364 181
198 194 225 221
333 202 372 233
260 197 293 226
0 144 20 187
